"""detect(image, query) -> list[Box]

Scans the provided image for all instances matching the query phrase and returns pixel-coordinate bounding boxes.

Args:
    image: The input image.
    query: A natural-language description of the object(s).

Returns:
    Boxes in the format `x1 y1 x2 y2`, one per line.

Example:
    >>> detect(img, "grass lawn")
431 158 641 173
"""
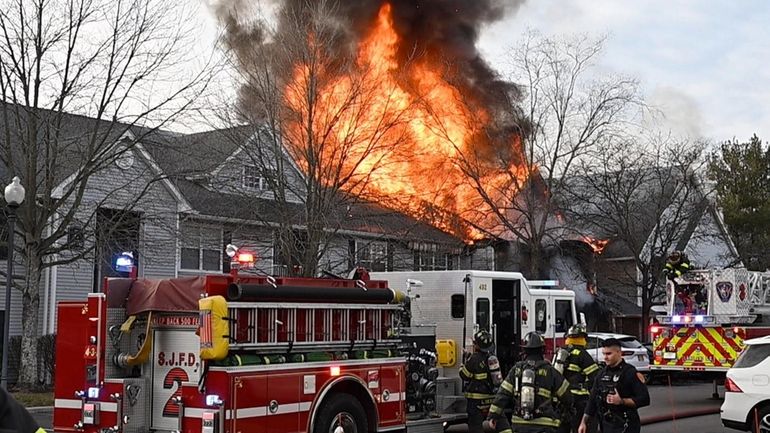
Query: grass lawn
12 391 54 407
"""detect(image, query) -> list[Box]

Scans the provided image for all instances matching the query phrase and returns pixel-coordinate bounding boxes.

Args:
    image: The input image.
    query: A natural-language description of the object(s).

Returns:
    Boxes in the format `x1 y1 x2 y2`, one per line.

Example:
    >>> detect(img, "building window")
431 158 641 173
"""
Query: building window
243 165 270 190
355 240 388 272
68 225 85 250
180 223 222 271
413 251 450 271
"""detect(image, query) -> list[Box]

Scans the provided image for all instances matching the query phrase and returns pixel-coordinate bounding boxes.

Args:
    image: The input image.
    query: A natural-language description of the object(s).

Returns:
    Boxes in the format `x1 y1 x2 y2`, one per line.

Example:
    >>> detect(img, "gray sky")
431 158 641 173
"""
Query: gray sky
478 0 770 142
198 0 770 143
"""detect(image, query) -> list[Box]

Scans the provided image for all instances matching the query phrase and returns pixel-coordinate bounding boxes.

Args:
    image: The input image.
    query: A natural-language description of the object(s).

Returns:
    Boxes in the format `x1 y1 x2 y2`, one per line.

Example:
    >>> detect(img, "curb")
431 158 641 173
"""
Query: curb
26 406 53 413
641 407 721 425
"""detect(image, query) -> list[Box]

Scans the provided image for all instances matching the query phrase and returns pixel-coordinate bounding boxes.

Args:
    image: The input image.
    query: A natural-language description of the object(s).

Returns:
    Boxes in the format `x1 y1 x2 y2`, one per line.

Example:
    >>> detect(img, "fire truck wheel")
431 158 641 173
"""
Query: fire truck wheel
314 393 368 433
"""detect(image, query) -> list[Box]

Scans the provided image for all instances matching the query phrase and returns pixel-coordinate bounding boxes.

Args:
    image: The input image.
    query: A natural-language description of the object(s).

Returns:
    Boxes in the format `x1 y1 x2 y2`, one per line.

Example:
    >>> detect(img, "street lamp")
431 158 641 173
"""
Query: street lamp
2 176 25 389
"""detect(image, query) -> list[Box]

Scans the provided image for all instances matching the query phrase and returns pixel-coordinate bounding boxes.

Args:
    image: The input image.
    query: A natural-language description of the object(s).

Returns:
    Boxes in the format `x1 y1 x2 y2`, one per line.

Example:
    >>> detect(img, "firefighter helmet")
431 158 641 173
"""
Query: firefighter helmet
567 323 588 338
668 250 683 263
473 329 494 353
522 331 545 349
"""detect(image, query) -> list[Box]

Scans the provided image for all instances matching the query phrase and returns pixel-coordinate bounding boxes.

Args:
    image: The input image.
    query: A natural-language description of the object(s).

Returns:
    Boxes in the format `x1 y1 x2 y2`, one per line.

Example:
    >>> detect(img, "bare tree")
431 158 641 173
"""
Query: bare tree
423 32 641 278
0 0 212 388
566 133 711 337
214 0 417 276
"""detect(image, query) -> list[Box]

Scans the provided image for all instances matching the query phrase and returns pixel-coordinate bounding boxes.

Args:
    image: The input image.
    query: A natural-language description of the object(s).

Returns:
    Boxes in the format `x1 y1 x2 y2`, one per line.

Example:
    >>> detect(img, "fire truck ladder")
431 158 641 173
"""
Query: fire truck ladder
226 302 404 354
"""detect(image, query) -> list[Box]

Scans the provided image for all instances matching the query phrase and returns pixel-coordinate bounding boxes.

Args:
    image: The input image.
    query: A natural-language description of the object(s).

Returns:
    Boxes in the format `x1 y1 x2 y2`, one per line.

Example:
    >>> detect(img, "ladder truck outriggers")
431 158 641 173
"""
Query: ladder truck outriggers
650 268 770 375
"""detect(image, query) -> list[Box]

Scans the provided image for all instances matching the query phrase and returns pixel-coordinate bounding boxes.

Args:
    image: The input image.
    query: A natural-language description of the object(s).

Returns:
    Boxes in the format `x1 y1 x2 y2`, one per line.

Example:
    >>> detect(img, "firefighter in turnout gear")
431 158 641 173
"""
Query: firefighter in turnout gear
460 329 503 433
578 338 650 433
664 250 691 281
553 324 599 433
488 332 573 433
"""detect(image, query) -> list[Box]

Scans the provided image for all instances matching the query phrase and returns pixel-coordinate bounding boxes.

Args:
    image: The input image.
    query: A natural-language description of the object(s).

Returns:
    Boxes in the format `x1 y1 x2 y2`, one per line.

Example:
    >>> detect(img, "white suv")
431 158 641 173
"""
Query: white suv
584 333 651 380
721 335 770 433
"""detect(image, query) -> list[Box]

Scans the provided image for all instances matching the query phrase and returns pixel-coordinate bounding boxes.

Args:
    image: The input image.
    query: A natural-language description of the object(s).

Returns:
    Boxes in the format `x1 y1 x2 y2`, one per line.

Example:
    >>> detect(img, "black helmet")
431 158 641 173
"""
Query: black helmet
473 329 494 353
567 323 588 338
668 250 682 262
522 331 545 349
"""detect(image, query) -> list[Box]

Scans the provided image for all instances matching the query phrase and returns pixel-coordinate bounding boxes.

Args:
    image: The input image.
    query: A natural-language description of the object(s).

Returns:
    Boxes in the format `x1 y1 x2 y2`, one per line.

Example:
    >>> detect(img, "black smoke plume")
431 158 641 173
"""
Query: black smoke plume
213 0 526 129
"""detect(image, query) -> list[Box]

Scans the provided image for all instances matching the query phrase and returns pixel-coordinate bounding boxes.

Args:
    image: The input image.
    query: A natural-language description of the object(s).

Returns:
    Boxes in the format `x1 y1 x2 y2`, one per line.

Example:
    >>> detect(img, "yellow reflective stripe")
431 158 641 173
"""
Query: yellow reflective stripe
460 366 471 376
571 349 582 355
500 430 513 433
464 392 495 400
489 404 504 414
512 416 561 427
537 388 552 399
501 380 514 392
570 388 590 395
556 380 570 397
36 429 47 433
473 372 489 380
567 364 582 372
583 364 599 375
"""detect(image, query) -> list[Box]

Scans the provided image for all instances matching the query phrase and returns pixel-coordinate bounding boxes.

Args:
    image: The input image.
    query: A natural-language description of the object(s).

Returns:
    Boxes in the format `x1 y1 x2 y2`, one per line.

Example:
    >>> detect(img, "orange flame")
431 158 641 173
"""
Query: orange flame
283 3 530 240
582 236 609 255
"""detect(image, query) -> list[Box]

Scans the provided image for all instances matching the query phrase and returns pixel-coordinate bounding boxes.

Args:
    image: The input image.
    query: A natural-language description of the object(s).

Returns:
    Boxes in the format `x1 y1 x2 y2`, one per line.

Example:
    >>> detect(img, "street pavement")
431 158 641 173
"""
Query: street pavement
29 381 723 432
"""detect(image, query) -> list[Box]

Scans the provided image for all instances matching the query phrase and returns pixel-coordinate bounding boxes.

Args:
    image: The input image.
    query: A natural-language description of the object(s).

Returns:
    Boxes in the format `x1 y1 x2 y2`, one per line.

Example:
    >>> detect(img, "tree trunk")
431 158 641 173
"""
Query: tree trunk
19 250 43 390
528 241 542 279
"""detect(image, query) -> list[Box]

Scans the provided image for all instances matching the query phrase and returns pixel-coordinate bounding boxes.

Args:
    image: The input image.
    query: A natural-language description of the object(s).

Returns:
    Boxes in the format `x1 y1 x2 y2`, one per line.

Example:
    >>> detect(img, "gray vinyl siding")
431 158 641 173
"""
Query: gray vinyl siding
209 145 306 205
46 144 180 334
319 237 353 276
230 225 276 275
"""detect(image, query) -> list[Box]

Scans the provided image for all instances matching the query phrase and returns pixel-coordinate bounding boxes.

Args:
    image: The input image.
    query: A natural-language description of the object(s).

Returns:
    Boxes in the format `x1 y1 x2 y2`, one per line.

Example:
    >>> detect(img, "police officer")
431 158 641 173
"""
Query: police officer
0 385 46 433
578 338 650 433
459 329 503 433
553 324 599 433
488 331 573 433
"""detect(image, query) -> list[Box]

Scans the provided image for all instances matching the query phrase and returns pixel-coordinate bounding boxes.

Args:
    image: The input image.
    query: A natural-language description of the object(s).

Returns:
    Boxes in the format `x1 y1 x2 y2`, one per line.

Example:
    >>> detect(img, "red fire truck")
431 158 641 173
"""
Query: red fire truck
650 268 770 373
52 251 576 433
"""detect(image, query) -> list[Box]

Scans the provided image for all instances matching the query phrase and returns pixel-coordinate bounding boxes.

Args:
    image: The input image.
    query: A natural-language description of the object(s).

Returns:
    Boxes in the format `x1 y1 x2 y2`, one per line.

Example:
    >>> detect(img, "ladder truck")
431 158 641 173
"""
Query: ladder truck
650 268 770 375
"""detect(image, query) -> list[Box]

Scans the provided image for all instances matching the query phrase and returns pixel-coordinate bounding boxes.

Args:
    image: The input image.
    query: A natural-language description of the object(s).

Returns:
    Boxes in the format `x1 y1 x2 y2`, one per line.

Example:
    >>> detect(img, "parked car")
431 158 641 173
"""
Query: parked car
721 335 770 433
584 333 651 381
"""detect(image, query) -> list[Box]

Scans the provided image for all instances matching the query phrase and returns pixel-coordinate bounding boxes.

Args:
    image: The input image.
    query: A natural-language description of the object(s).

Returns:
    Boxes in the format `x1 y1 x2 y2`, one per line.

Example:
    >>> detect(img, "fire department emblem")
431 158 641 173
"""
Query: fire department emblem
739 283 747 301
716 282 733 302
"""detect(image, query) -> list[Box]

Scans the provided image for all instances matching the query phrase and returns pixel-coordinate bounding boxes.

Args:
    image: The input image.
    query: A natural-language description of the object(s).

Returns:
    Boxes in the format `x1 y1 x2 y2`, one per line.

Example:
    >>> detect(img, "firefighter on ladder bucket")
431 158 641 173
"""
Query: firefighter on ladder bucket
553 323 600 433
459 329 503 433
488 332 573 433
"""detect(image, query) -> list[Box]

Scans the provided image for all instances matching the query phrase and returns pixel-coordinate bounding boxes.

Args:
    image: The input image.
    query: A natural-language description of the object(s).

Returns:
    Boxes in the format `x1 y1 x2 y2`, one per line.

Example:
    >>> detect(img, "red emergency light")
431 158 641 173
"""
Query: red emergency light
236 252 255 264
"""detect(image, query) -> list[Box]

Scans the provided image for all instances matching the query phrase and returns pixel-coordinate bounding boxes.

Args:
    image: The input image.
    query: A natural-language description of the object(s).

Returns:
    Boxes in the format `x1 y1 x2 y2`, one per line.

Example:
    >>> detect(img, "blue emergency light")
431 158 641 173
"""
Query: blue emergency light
114 252 135 273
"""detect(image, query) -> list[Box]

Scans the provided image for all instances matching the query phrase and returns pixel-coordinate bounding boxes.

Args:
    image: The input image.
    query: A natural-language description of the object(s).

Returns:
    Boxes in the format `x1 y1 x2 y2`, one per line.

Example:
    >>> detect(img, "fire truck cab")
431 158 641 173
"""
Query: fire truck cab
371 271 578 377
